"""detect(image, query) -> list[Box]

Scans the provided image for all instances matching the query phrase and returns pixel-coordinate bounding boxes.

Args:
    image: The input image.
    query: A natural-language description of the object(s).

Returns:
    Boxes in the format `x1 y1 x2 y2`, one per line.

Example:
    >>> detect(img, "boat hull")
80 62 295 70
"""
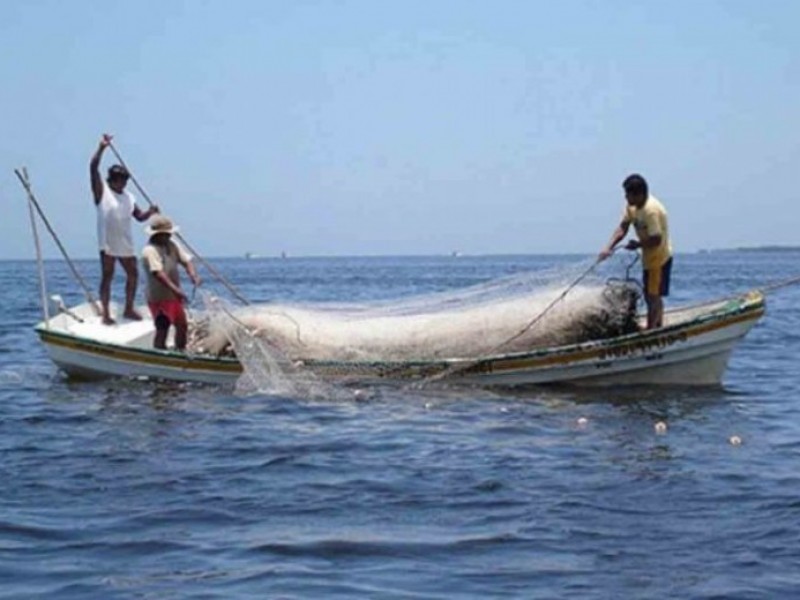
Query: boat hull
39 329 242 385
458 314 757 387
302 294 765 387
36 291 765 388
461 337 737 387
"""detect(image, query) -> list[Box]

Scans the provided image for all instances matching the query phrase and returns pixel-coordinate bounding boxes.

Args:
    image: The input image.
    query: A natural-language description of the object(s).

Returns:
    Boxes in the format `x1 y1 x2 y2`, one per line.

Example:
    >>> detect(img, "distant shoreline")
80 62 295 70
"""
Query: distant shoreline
702 246 800 253
4 247 800 261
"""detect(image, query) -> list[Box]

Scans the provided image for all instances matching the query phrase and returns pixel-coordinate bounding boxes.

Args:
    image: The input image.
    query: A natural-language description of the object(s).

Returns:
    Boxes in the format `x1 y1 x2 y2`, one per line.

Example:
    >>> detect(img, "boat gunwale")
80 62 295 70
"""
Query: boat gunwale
35 326 243 372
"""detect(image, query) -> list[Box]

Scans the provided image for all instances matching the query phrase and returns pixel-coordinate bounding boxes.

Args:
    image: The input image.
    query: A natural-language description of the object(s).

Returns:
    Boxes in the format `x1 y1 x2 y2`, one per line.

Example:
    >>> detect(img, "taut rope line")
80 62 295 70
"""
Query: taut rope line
106 142 251 306
491 258 603 351
416 256 608 386
758 274 800 294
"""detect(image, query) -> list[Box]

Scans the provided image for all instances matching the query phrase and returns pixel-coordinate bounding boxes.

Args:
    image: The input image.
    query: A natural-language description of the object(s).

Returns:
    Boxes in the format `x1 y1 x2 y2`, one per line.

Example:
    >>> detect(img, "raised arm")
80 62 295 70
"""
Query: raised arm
90 134 112 204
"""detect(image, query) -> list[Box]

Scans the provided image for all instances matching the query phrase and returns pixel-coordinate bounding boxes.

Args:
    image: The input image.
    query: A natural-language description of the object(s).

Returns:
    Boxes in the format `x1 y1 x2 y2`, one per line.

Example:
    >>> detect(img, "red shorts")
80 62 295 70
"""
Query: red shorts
148 299 187 328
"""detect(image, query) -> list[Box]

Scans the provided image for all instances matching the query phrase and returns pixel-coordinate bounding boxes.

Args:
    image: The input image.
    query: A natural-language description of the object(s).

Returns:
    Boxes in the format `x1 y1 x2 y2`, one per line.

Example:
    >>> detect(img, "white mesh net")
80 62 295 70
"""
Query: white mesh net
188 257 641 392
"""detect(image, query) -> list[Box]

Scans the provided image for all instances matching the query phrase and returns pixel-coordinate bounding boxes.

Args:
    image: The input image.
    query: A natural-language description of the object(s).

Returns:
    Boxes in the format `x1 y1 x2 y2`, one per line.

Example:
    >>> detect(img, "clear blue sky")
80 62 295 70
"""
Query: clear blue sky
1 0 797 259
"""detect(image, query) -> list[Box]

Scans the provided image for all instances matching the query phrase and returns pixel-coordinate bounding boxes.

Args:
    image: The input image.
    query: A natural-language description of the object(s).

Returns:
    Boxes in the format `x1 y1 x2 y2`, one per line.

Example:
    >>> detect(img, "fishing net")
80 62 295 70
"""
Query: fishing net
188 257 641 390
191 294 330 397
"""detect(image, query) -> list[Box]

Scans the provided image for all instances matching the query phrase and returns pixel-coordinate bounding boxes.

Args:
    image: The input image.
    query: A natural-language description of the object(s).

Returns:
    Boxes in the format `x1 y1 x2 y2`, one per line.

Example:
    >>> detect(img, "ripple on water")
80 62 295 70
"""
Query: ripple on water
2 254 800 598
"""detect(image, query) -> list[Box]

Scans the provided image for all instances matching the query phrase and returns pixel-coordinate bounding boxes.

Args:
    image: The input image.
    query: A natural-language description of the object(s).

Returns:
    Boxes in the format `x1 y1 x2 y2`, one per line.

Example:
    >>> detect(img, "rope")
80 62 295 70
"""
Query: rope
14 168 99 309
415 256 607 386
489 259 602 351
106 142 251 306
758 274 800 294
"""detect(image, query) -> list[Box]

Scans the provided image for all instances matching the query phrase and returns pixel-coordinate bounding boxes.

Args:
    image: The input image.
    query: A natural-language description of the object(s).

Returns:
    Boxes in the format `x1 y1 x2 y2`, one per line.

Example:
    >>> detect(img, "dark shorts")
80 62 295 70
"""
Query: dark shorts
643 257 672 297
148 299 187 328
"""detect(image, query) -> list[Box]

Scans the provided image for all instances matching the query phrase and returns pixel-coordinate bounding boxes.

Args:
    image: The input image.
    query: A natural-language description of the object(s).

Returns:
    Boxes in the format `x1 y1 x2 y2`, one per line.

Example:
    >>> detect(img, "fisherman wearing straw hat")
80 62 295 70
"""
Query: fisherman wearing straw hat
90 133 159 325
141 216 200 351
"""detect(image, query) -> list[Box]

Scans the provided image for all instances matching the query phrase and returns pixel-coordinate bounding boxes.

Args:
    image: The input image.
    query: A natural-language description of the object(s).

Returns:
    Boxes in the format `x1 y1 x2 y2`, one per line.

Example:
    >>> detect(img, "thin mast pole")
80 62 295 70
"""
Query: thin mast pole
21 168 49 325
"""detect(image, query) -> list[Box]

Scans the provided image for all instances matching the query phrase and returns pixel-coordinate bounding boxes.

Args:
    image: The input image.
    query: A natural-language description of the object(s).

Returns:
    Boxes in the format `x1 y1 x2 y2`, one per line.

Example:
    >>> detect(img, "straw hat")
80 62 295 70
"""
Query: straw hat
145 215 179 237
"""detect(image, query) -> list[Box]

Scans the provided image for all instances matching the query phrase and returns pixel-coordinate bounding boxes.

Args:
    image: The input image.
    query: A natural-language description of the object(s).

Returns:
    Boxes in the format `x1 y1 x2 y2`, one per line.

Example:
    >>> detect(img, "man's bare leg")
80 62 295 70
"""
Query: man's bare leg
175 321 188 351
99 252 116 325
120 256 142 320
646 295 664 329
153 328 168 349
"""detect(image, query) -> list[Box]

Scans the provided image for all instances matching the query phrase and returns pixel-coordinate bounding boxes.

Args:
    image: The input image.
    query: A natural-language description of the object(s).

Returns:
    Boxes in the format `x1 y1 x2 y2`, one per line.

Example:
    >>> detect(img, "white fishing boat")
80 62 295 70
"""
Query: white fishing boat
34 290 765 387
17 162 767 389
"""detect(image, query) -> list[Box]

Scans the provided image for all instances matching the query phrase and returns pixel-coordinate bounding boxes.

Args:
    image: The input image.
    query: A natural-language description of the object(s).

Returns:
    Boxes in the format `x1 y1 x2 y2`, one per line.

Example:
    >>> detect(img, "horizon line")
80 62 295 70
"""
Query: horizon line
2 245 799 262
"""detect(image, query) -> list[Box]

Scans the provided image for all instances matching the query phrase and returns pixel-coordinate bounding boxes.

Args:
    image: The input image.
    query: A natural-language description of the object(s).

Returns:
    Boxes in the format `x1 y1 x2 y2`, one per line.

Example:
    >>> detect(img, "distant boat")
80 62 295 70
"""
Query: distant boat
244 252 260 260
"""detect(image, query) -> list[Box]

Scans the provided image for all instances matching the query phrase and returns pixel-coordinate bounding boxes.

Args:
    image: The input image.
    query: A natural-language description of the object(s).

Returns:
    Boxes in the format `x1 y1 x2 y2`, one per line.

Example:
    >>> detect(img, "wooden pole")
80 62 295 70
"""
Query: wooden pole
106 141 251 306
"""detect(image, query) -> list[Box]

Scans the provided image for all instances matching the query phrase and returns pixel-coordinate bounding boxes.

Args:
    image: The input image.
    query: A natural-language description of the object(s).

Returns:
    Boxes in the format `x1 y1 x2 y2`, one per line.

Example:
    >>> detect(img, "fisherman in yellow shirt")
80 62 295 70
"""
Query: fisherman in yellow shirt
599 174 673 329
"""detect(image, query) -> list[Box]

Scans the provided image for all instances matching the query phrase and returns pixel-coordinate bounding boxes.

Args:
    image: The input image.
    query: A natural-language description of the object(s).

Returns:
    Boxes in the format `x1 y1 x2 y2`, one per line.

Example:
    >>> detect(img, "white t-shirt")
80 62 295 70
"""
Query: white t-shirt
96 182 137 257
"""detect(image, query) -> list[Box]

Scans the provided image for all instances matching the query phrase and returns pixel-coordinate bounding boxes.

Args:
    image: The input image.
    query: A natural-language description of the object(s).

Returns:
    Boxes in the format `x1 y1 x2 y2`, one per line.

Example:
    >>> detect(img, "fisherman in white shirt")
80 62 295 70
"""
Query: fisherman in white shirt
90 133 159 325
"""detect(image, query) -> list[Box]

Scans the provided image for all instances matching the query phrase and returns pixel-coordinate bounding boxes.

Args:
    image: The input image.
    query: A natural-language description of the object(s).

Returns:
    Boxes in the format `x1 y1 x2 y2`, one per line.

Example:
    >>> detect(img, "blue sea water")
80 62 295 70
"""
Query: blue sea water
1 252 800 599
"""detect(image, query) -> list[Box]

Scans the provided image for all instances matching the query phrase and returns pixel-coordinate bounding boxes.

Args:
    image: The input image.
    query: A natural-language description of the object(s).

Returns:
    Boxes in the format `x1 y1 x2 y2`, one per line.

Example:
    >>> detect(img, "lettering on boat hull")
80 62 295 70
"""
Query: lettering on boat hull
599 331 688 360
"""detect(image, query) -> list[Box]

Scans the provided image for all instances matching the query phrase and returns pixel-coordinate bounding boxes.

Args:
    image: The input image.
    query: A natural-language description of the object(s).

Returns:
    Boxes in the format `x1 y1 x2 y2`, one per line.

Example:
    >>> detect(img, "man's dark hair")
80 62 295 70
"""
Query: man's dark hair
622 173 648 197
107 164 129 180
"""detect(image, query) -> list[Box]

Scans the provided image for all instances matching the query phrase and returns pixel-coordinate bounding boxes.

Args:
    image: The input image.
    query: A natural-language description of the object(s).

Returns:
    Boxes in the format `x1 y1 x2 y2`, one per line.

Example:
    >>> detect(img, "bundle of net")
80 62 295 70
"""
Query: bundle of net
188 258 641 365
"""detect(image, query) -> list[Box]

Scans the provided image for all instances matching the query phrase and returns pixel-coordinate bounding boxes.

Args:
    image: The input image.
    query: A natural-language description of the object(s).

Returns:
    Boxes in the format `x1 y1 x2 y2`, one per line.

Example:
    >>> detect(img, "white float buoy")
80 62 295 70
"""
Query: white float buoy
654 421 668 434
577 417 588 427
729 435 742 446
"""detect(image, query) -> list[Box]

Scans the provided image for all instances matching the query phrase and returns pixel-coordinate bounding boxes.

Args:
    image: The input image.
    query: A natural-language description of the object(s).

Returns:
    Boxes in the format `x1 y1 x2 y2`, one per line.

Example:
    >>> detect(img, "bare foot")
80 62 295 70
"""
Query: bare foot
123 309 143 321
102 315 116 325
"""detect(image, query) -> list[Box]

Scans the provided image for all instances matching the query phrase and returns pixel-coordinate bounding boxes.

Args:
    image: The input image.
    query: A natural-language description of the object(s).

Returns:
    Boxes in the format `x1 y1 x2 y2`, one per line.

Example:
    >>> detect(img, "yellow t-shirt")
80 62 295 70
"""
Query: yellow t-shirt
623 195 672 270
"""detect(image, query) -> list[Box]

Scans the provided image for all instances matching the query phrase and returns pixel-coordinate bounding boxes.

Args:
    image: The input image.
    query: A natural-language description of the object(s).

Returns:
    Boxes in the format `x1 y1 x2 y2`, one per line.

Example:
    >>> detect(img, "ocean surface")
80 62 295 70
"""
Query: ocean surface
1 252 800 599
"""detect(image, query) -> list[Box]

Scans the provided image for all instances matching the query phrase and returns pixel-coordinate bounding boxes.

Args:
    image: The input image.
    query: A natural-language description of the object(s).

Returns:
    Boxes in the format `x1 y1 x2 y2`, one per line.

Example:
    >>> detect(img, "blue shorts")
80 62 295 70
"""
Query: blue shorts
643 257 672 297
